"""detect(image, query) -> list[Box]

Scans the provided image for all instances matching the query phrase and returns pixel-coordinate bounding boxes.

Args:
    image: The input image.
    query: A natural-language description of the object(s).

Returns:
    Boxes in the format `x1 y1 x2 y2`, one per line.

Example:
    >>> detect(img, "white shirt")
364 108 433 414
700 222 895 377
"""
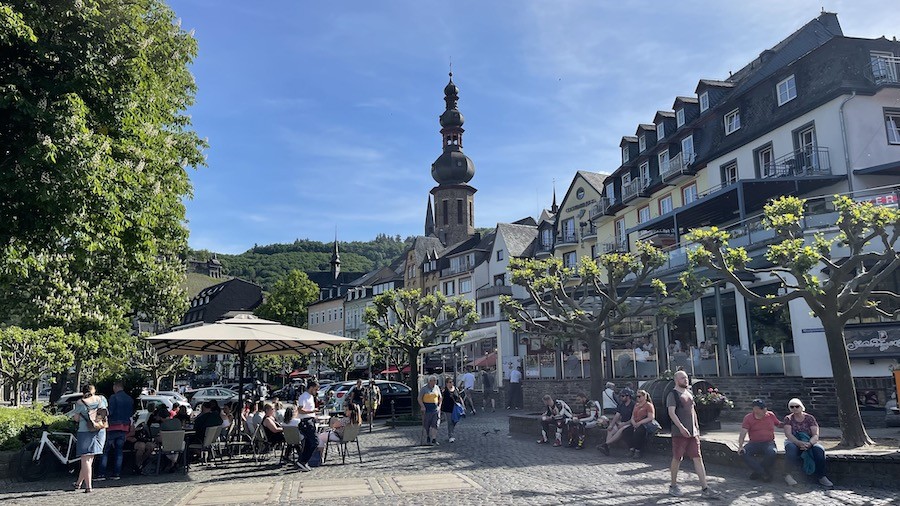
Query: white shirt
461 372 475 390
283 418 300 427
297 392 316 419
602 388 617 410
634 347 650 362
509 369 522 383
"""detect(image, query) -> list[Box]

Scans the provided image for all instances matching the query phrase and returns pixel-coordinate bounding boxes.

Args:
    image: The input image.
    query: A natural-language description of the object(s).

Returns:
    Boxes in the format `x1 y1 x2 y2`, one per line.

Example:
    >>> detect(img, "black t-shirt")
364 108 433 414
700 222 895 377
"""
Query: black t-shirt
441 387 461 413
617 401 635 423
349 387 364 404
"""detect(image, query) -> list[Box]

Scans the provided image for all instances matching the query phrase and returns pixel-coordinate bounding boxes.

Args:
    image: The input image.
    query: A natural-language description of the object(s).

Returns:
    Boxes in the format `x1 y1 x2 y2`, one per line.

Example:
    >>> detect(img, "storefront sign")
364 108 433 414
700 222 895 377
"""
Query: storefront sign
855 193 898 208
844 324 900 358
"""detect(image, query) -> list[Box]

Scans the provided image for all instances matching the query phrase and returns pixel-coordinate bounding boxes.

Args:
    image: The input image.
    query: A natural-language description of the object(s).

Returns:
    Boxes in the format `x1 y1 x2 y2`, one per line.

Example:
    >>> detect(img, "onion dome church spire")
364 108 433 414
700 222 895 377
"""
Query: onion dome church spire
429 72 477 246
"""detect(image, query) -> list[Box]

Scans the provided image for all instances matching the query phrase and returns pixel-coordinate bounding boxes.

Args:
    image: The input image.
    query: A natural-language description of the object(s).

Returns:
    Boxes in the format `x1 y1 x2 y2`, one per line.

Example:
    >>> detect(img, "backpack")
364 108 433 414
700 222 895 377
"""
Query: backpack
81 400 109 432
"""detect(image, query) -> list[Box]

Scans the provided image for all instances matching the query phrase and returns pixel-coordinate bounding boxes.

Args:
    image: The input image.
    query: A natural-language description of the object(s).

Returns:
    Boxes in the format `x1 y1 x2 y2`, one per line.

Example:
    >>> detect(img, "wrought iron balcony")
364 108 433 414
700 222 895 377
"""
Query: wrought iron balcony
556 231 578 246
761 146 831 178
871 54 900 85
589 197 612 219
600 240 628 254
661 151 697 182
534 242 553 256
582 223 598 240
621 178 645 202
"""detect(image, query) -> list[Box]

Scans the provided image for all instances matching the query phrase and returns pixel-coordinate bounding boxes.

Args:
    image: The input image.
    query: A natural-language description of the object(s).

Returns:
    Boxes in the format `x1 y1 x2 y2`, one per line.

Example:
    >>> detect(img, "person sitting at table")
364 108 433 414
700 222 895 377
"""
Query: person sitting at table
275 401 286 423
249 401 265 434
174 405 191 426
318 403 361 451
132 421 156 475
156 407 183 473
188 401 223 445
282 407 299 427
220 403 233 429
261 404 285 444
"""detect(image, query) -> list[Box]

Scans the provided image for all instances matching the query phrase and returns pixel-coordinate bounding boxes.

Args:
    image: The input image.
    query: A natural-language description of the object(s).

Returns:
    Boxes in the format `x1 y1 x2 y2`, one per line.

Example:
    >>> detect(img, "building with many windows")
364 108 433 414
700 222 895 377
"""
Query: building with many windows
525 13 900 409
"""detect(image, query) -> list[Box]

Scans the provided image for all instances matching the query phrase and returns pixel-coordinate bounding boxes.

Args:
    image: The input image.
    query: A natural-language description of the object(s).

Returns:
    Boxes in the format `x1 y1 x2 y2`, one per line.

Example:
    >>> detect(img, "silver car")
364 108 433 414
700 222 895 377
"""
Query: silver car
190 387 239 409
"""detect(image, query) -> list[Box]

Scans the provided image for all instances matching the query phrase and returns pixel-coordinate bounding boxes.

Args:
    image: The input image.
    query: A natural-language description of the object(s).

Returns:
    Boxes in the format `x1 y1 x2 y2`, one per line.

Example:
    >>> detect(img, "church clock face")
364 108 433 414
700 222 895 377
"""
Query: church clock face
576 187 585 200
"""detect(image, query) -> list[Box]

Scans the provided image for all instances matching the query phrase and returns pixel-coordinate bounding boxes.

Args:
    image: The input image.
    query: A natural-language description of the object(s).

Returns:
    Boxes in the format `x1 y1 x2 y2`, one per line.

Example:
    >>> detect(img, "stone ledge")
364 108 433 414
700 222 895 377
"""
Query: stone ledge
509 414 900 487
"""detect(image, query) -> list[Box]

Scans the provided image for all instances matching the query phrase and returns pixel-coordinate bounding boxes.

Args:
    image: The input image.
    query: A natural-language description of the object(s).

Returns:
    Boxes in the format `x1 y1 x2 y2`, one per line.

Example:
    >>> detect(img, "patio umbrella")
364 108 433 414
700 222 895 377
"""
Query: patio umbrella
145 314 351 419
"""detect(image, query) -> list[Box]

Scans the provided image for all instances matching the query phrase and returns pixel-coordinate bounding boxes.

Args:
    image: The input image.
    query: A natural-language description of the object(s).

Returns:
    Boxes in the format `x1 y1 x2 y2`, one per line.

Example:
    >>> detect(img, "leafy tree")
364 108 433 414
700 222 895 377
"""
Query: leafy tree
0 326 74 405
254 270 319 327
253 355 301 387
0 1 202 397
685 196 900 448
501 242 685 399
364 289 478 412
323 341 363 381
128 336 196 390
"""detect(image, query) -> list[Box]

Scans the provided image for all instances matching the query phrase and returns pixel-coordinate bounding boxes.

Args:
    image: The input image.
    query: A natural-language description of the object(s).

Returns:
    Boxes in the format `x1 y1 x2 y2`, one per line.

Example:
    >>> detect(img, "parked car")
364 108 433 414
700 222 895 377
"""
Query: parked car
155 391 190 405
331 380 414 417
138 394 192 416
190 387 239 409
53 392 84 414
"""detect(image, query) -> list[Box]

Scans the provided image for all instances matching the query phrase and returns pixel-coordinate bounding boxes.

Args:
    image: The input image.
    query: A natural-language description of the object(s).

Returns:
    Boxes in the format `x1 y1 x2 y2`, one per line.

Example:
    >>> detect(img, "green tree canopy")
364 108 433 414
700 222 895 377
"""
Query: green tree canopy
0 326 74 405
501 242 687 398
254 270 319 327
364 289 478 411
128 335 195 390
685 195 900 447
0 1 203 342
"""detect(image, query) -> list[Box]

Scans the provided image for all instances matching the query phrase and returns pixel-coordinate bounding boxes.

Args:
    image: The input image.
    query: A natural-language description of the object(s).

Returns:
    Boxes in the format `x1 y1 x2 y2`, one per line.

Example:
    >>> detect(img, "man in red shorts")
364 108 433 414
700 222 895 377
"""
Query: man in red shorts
666 370 720 499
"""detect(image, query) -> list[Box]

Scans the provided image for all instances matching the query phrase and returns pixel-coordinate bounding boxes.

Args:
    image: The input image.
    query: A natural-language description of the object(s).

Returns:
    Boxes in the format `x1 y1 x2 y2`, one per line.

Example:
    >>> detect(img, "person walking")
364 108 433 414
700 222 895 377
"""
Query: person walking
738 399 782 482
440 377 463 442
295 381 320 472
666 371 720 499
783 398 833 487
419 376 443 446
481 368 497 412
98 381 133 481
72 384 108 493
459 367 477 415
506 366 523 410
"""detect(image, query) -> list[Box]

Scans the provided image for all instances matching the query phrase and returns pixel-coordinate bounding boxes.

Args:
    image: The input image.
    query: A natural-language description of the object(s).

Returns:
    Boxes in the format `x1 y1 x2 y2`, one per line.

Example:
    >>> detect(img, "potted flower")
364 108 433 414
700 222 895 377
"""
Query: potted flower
693 385 734 430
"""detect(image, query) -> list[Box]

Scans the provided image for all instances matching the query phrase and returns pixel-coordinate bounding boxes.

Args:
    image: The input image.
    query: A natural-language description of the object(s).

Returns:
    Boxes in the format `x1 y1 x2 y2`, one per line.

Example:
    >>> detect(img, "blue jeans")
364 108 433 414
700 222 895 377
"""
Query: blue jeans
100 430 127 477
784 441 827 479
741 441 776 475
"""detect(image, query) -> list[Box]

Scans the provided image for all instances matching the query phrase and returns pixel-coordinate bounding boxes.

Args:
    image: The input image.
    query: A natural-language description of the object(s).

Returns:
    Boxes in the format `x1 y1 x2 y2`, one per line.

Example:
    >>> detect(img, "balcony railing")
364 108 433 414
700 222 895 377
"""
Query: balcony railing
621 178 645 202
445 261 474 275
589 197 612 218
556 231 578 245
661 151 696 181
762 146 831 178
534 242 553 255
476 285 513 299
871 54 900 85
600 240 628 254
582 224 598 239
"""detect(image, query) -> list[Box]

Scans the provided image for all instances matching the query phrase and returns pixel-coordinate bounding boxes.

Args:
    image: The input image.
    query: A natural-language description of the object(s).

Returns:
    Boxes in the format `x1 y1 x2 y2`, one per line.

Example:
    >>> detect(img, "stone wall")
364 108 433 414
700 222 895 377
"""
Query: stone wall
519 376 896 426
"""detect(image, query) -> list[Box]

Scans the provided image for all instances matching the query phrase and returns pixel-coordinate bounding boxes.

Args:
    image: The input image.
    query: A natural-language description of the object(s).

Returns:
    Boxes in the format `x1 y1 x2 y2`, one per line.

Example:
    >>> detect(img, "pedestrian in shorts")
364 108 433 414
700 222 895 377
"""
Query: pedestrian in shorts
666 370 720 499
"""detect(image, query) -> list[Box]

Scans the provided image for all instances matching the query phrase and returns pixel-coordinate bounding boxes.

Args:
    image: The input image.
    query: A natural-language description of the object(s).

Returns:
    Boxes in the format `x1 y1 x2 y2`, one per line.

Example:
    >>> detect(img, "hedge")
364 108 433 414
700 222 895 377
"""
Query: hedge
0 407 72 451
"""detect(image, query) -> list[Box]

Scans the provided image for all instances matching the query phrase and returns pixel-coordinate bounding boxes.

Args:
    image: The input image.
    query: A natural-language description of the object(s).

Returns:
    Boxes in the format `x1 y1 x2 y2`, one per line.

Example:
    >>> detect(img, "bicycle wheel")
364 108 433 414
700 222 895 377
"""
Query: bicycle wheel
16 442 54 481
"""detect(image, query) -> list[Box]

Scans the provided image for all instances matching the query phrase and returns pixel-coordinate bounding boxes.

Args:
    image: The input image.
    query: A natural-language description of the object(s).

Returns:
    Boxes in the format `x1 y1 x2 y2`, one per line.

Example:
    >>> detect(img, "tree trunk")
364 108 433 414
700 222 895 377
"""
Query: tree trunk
50 370 67 403
32 380 39 405
74 359 84 391
822 320 874 447
408 347 420 419
12 380 21 406
154 375 163 391
587 337 605 401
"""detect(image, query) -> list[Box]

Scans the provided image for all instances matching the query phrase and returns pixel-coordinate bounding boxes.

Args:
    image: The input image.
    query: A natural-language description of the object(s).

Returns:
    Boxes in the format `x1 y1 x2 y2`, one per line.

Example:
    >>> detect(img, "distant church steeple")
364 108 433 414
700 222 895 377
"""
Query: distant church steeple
330 234 341 282
425 196 435 236
551 182 559 214
429 72 477 246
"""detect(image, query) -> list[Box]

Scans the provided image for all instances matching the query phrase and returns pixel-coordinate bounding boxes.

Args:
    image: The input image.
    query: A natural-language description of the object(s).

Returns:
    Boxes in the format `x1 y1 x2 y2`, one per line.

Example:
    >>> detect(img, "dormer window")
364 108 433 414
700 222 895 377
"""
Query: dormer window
622 146 629 164
639 135 646 152
724 108 741 135
676 109 685 127
699 91 709 112
656 122 665 141
777 75 797 106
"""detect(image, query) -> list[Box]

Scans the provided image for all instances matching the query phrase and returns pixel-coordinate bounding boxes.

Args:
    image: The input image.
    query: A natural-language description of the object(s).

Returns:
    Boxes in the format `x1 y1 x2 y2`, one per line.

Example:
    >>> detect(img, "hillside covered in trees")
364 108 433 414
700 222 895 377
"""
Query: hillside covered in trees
190 234 413 289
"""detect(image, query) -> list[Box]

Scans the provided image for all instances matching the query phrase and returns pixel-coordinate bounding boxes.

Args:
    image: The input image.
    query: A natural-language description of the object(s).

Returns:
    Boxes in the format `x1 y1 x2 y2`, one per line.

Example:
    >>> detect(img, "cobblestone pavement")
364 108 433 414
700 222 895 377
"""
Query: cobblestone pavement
2 411 897 505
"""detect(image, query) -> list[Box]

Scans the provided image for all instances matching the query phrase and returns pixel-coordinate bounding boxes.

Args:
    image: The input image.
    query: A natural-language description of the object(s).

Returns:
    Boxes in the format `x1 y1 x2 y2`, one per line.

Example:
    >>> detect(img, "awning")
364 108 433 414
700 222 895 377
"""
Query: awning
853 161 900 176
470 352 497 368
380 366 411 374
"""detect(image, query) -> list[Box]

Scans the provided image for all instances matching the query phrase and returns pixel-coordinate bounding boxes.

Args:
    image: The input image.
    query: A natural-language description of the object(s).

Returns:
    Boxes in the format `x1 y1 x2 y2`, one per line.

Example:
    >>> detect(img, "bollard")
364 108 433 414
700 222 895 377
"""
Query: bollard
391 399 396 426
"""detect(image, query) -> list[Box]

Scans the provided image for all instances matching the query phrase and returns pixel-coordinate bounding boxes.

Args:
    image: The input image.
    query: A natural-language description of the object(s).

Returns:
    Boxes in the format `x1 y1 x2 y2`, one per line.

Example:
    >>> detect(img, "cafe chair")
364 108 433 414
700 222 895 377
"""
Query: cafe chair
281 425 302 464
156 430 187 474
188 425 223 465
323 424 362 465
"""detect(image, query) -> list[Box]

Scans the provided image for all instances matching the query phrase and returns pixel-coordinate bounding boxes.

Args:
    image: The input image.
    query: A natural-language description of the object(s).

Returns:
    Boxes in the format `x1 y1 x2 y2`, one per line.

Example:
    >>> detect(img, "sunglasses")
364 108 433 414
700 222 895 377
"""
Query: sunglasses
789 405 801 409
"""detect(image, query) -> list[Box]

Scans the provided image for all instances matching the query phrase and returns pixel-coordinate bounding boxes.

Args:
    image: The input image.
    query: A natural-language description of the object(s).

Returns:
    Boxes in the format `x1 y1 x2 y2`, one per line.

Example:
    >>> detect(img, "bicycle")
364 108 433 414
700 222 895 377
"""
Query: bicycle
15 426 81 482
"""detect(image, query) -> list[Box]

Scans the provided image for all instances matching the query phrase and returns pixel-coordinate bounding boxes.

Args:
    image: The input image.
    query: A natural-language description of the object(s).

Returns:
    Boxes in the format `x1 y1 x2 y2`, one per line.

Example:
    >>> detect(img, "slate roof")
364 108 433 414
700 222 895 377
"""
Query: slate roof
306 271 367 290
696 79 735 90
512 216 537 226
406 235 445 269
538 208 556 226
577 170 609 194
655 110 676 118
181 277 263 325
497 222 538 258
674 96 699 104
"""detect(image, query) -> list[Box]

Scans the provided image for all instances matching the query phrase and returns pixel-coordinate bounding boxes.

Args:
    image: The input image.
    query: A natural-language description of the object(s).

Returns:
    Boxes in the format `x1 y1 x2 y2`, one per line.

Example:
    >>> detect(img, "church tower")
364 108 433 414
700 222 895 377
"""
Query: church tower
429 73 476 246
330 236 341 283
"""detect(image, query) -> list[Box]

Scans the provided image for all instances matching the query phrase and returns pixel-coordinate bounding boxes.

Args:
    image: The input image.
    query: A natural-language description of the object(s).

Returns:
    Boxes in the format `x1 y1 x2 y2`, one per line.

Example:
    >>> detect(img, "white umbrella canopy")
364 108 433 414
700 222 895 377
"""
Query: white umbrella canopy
146 314 352 356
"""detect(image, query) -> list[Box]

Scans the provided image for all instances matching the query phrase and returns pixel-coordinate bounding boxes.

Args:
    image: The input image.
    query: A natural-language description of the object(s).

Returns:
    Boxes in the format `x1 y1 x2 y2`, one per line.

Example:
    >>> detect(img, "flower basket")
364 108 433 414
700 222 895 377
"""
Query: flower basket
692 384 733 431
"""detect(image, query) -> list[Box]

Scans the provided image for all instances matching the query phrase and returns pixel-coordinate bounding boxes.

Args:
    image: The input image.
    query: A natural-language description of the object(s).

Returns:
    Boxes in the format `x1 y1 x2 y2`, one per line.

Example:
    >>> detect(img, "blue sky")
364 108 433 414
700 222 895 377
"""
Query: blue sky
172 0 899 254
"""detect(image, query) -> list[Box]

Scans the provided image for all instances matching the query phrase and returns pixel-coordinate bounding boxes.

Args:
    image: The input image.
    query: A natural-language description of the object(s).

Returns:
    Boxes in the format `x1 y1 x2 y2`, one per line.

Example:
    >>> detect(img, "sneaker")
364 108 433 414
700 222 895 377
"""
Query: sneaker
818 476 833 488
784 474 798 486
632 449 641 458
109 476 121 481
514 407 520 410
298 463 310 472
598 443 610 456
432 439 440 446
700 487 721 499
552 440 562 447
94 476 106 482
536 438 548 444
668 485 683 497
449 437 456 443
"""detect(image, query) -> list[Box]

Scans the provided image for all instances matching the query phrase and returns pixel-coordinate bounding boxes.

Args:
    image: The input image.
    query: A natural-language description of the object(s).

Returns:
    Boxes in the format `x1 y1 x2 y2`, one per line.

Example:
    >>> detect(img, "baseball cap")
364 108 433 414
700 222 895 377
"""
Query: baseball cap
620 388 635 398
751 399 766 408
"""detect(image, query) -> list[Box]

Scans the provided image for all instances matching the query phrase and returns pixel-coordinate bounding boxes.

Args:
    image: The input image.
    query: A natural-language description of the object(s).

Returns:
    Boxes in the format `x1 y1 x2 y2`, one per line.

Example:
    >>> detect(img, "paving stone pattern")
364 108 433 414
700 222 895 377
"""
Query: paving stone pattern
0 412 896 505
